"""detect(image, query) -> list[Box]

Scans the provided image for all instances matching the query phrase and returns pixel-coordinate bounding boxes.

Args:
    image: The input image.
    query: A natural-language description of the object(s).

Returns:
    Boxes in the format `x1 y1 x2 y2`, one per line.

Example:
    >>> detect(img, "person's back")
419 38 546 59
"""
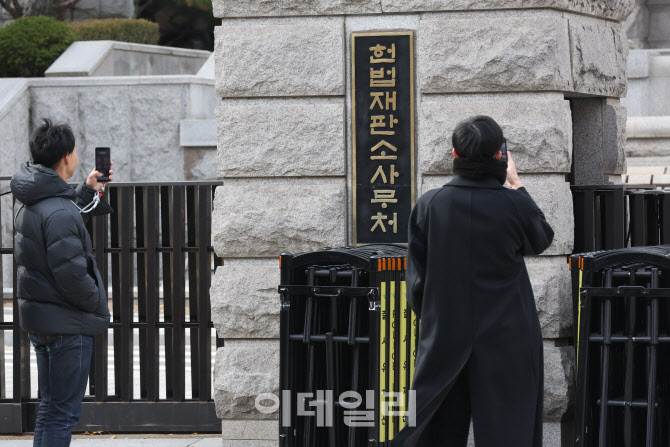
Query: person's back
11 119 113 447
392 116 554 447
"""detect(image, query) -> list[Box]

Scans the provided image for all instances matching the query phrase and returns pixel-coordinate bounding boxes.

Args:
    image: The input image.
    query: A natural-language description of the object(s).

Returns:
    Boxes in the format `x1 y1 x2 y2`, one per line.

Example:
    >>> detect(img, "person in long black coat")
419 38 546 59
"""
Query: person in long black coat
391 116 555 447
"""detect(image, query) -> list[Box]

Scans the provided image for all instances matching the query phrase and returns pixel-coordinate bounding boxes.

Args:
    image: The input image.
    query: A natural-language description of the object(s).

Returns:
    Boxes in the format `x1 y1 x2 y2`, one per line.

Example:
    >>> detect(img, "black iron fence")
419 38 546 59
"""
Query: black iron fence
0 177 223 433
570 246 670 446
572 185 670 253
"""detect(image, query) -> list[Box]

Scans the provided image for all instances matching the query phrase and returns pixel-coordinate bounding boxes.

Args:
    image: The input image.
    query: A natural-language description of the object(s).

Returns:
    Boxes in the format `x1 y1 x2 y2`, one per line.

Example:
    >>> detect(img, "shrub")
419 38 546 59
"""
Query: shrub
0 16 75 78
69 19 160 45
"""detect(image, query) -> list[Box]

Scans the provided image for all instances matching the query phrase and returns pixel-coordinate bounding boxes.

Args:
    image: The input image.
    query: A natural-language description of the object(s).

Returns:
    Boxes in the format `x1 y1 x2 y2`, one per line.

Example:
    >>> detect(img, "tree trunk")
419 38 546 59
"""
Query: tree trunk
0 0 24 19
56 0 82 20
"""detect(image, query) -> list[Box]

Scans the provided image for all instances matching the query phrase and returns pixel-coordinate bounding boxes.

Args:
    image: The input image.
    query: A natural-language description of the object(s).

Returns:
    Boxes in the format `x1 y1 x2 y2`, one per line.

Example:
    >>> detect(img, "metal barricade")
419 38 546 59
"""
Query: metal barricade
278 245 419 447
570 246 670 447
0 178 224 433
571 185 670 254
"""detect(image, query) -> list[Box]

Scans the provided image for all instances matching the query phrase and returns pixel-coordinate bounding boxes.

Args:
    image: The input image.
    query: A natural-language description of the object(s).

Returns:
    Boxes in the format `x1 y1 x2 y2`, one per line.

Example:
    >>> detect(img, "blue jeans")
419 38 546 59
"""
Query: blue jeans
29 334 93 447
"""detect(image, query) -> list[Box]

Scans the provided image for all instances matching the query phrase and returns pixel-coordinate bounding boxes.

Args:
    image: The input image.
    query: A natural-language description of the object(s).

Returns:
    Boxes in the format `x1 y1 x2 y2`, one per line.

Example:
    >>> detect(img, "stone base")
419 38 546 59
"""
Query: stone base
222 420 278 440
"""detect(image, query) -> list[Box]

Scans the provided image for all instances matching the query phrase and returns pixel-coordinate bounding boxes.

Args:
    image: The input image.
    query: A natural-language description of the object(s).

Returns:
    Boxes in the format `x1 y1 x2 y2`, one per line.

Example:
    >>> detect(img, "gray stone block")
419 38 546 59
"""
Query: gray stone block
213 0 381 17
628 49 651 79
602 99 627 175
572 99 606 185
221 419 278 440
211 260 280 339
382 0 634 21
569 21 628 97
0 86 29 177
214 341 280 420
419 16 572 93
76 86 133 183
45 41 115 77
522 175 574 256
181 119 216 148
184 147 217 181
216 99 345 178
129 84 186 181
212 178 347 258
526 257 572 338
215 19 344 97
544 341 574 422
420 174 573 256
419 93 572 175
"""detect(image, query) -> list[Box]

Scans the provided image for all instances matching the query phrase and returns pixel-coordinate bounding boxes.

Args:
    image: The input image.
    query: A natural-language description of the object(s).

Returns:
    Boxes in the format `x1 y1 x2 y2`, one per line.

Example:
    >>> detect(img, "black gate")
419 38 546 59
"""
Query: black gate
0 177 223 433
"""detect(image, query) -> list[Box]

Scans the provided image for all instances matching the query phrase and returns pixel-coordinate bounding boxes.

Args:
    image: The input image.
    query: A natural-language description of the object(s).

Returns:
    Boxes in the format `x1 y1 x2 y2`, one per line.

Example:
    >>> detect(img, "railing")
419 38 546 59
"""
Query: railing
571 184 670 253
0 177 223 433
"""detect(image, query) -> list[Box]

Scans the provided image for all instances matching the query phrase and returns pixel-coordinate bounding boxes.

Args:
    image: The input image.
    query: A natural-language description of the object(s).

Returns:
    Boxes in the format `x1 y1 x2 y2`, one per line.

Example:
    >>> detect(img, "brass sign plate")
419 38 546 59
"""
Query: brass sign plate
352 31 416 246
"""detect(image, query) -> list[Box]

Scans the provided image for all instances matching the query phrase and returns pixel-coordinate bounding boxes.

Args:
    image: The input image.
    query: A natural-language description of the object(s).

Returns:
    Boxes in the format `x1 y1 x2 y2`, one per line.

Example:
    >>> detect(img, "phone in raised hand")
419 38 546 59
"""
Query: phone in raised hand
95 147 111 182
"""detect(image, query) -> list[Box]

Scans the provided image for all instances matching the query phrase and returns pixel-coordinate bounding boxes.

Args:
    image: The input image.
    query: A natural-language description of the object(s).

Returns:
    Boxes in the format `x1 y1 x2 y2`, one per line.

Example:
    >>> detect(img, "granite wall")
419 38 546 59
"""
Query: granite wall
211 2 633 446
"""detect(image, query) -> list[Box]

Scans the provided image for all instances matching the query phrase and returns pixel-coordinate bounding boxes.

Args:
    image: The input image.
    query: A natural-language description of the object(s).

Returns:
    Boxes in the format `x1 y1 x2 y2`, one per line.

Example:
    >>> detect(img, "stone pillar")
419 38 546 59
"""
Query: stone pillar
211 2 633 446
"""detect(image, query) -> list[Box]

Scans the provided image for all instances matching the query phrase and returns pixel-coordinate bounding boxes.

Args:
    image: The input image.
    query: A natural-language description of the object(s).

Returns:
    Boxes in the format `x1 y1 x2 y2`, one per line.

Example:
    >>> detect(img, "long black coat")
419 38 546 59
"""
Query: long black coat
392 175 554 447
11 162 110 336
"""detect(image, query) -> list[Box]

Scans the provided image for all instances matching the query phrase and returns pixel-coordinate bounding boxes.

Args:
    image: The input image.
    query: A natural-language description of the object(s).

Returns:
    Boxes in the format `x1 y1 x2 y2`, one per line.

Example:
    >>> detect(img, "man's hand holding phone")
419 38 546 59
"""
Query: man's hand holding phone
86 161 114 192
506 151 523 190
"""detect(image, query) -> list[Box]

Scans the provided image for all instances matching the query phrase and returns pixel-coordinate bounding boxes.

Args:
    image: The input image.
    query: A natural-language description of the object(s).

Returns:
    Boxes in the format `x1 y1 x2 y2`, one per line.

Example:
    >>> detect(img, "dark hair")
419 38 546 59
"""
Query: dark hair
452 115 504 160
29 118 76 169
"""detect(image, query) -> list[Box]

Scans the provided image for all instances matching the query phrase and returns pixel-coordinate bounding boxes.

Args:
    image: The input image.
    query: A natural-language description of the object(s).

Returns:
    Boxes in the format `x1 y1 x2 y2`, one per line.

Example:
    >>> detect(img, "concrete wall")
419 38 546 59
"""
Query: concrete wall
621 48 669 169
623 49 670 117
211 1 633 446
46 42 212 78
27 76 216 183
0 79 30 293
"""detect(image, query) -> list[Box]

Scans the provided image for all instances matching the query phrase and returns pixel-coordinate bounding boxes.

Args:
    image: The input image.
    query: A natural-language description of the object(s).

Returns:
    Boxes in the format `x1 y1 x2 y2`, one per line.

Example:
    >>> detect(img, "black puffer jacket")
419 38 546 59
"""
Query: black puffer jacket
11 162 110 336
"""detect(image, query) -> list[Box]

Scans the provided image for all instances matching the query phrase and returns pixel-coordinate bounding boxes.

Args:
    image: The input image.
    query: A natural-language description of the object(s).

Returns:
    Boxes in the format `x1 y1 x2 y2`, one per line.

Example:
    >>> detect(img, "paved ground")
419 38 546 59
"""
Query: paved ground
0 434 222 446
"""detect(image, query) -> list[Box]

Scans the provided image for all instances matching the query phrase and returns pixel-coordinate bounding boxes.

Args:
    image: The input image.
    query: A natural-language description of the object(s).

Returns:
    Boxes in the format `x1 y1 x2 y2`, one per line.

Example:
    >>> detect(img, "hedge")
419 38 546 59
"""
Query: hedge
0 16 75 77
69 18 160 45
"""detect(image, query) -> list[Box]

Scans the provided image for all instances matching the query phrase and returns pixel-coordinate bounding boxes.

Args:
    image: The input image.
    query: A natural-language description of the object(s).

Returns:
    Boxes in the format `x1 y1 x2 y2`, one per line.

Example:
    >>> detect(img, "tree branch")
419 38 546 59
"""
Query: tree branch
134 0 151 19
0 0 23 19
23 0 37 16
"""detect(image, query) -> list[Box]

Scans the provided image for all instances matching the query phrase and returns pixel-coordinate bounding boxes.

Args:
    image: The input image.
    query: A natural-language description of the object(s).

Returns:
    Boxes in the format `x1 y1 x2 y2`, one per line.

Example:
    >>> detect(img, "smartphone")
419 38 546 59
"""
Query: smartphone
500 139 508 162
95 147 111 182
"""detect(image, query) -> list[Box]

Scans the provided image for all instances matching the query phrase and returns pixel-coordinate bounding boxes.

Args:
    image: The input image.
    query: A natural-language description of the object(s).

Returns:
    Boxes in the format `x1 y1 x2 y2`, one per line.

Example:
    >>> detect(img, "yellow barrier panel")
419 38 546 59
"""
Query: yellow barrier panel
410 308 417 389
379 281 387 442
389 280 396 437
399 280 408 431
576 269 583 371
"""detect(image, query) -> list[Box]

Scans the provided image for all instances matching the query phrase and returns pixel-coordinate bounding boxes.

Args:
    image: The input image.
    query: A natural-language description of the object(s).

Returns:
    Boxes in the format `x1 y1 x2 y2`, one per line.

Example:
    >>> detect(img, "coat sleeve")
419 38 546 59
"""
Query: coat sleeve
74 182 96 224
406 203 428 319
516 187 555 255
44 209 100 313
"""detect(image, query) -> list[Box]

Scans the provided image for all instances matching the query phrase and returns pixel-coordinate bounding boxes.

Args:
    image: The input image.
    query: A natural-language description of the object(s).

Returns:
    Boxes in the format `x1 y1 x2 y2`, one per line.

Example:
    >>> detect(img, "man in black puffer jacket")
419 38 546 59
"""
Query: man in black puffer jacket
11 119 113 447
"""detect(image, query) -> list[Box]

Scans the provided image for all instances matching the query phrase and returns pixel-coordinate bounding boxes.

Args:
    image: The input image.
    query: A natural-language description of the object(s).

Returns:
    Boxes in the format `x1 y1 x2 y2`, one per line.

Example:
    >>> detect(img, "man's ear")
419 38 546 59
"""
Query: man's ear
452 148 458 158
